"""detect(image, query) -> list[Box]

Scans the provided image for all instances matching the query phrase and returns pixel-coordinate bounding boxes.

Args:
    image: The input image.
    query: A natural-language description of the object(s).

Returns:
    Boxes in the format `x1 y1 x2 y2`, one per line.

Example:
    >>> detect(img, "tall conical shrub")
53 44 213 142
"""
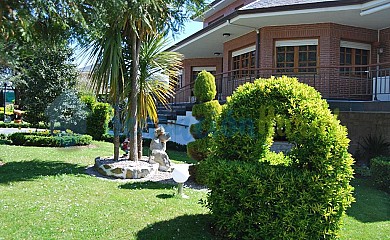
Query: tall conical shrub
187 70 221 161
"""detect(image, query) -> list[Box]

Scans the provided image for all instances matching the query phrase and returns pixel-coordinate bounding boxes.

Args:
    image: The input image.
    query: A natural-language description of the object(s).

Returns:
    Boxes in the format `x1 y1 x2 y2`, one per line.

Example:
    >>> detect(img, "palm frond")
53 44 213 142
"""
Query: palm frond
134 35 182 127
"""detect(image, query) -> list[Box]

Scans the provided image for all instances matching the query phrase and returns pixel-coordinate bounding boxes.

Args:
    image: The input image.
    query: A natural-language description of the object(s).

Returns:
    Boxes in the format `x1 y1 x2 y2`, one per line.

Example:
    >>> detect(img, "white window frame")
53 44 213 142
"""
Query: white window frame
232 45 256 57
340 40 371 51
192 66 216 72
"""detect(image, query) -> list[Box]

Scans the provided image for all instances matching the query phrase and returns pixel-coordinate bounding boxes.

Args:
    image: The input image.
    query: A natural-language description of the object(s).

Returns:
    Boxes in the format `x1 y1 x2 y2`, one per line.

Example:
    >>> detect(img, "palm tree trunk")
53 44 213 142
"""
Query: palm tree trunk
112 95 121 161
128 29 140 162
137 127 142 159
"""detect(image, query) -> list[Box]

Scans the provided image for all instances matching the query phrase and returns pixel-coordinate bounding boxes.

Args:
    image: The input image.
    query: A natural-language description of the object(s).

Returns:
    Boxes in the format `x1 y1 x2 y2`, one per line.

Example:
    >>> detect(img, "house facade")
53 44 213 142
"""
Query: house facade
170 0 390 103
167 0 390 153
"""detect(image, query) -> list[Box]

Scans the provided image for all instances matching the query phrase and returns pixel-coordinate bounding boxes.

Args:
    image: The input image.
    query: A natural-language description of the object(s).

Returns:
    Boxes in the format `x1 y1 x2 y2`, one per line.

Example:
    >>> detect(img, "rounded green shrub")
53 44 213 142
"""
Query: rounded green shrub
187 137 210 161
199 76 354 239
371 156 390 193
194 70 217 103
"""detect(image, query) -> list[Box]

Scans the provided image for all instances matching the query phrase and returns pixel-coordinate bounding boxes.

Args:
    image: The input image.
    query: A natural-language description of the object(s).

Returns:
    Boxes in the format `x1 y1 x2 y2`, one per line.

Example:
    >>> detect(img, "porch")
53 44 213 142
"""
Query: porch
172 63 390 104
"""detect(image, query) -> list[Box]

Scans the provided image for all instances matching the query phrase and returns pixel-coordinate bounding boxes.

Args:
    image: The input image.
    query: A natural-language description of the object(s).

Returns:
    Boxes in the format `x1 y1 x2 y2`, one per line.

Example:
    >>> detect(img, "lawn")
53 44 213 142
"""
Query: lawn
0 142 389 239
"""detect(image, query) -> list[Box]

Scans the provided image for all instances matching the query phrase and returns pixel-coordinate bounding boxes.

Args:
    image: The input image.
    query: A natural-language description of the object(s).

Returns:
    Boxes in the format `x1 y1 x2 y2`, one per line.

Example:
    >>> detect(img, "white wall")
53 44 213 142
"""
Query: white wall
143 111 198 145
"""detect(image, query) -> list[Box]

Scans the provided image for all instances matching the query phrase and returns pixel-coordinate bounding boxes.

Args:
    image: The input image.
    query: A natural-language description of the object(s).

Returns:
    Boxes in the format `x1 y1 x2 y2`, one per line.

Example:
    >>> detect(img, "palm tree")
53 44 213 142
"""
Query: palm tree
84 0 205 161
134 34 183 158
87 18 125 161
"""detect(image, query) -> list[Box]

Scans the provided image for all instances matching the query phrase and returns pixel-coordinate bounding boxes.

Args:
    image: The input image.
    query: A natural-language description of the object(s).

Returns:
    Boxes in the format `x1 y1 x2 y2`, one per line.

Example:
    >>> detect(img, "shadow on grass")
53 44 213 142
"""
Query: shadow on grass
119 181 175 190
0 159 85 184
347 177 390 223
156 193 175 199
136 214 214 240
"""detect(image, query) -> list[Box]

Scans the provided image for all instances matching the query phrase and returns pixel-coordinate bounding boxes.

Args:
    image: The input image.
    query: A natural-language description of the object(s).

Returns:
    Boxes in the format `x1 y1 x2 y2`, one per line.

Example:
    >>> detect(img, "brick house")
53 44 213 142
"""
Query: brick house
166 0 390 154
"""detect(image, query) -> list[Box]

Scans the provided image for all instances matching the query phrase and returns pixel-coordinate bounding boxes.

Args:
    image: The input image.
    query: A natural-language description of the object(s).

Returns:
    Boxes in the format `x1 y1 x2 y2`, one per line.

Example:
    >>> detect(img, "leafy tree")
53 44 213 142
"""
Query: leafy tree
17 44 78 126
45 90 90 134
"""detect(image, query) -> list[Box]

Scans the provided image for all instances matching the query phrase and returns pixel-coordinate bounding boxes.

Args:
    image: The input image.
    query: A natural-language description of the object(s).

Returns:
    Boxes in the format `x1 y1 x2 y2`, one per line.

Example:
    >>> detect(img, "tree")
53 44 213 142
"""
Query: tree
88 18 125 161
17 44 78 126
135 35 183 158
121 0 206 162
85 0 205 161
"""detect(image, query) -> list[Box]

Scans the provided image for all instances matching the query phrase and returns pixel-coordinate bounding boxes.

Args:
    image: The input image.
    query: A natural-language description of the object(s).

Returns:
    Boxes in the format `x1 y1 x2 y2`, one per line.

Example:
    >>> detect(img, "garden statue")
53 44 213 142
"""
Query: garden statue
149 127 172 171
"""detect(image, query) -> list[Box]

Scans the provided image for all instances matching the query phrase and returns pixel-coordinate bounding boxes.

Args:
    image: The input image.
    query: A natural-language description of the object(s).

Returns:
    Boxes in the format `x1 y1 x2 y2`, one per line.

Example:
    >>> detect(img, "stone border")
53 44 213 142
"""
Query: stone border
94 156 159 179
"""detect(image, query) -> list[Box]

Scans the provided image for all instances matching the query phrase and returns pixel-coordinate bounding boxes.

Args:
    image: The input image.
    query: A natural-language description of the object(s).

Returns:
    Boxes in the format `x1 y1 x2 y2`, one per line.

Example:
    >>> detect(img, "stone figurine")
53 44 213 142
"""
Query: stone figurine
149 127 172 171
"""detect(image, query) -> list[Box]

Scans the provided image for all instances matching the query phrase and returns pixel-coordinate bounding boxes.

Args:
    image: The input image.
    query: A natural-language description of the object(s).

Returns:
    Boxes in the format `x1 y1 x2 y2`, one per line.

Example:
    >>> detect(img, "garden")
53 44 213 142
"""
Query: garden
1 1 389 239
0 75 389 239
0 141 388 239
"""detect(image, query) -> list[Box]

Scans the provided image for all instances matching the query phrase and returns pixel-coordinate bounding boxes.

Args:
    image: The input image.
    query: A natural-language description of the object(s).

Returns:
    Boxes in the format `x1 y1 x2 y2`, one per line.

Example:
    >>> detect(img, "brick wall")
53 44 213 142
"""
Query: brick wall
180 24 382 101
223 31 258 73
178 58 223 102
182 58 223 86
338 112 390 158
380 27 390 67
259 23 377 99
204 0 256 27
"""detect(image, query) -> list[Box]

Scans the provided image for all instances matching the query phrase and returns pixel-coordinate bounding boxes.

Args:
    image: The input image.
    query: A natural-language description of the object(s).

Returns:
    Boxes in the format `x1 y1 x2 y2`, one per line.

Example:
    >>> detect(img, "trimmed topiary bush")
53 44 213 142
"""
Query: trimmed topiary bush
371 156 390 193
193 70 217 103
199 76 354 239
188 71 222 162
187 137 210 161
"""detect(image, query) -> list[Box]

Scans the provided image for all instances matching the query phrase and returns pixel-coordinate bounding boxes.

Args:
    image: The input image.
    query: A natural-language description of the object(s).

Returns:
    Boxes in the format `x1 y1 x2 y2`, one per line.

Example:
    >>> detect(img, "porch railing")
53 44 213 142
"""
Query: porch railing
170 63 390 104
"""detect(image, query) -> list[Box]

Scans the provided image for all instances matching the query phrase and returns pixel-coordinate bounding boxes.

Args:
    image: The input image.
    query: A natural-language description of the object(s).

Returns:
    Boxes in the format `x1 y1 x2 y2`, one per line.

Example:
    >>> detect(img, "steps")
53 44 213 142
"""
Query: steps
156 103 194 123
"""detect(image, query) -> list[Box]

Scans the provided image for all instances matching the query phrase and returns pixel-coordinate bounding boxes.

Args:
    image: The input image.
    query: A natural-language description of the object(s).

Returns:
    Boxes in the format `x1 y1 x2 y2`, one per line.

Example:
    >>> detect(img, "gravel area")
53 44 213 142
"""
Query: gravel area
85 162 208 191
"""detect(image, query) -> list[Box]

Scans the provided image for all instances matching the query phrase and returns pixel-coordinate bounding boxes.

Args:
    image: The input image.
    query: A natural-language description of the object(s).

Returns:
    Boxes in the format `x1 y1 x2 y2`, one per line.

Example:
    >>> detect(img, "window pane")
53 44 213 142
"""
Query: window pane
286 46 294 52
286 52 294 62
362 55 368 65
308 52 316 61
299 46 307 51
346 54 352 64
277 53 285 62
299 52 307 61
355 55 361 65
286 63 294 68
309 45 317 51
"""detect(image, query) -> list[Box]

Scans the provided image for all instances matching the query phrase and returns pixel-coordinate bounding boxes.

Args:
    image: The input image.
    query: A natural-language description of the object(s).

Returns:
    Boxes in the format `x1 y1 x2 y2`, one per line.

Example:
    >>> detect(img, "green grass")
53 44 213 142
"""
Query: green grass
0 142 389 239
0 142 211 240
339 177 390 240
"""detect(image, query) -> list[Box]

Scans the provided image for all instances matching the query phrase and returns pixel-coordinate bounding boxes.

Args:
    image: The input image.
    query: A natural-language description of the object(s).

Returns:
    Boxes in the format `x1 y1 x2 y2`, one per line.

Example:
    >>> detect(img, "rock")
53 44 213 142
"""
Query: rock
94 156 158 179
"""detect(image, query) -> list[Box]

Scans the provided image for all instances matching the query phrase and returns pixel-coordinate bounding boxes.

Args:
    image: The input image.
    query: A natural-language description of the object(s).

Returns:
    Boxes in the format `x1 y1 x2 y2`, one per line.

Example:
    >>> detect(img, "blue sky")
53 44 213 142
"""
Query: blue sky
74 20 203 68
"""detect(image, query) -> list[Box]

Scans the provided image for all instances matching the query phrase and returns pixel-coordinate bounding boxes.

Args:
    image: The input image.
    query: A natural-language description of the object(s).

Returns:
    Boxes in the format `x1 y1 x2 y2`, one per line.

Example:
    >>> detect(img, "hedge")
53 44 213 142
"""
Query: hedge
0 122 31 128
86 102 112 140
9 132 92 147
371 156 390 193
199 76 354 239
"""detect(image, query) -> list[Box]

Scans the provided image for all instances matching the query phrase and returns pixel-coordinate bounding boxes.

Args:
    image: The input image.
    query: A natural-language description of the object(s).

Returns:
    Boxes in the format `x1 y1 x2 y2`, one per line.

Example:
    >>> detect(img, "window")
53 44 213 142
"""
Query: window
232 45 256 78
340 41 370 74
275 39 318 73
